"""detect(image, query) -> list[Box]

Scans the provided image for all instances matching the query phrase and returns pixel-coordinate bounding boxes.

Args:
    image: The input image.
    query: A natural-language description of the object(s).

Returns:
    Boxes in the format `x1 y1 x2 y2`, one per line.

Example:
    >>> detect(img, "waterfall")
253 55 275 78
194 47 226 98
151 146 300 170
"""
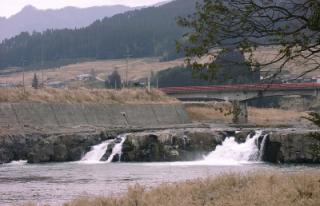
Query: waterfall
107 135 127 163
202 131 266 165
258 134 268 161
80 135 127 164
80 140 113 163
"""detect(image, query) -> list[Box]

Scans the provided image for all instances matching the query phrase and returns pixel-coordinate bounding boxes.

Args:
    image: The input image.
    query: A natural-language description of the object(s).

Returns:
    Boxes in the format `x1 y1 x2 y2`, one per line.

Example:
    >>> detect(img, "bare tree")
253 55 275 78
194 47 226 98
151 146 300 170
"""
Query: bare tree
177 0 320 80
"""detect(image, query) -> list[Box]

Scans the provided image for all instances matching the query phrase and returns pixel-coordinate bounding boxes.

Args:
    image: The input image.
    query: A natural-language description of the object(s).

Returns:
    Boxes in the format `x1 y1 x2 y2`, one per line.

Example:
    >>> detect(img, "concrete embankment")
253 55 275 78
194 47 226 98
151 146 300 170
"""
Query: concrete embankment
0 103 190 128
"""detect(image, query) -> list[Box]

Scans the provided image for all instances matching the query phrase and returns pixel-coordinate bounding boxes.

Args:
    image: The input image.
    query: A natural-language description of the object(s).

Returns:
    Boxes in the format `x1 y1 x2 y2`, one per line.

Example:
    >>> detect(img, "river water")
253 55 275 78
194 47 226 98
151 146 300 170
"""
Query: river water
0 161 319 205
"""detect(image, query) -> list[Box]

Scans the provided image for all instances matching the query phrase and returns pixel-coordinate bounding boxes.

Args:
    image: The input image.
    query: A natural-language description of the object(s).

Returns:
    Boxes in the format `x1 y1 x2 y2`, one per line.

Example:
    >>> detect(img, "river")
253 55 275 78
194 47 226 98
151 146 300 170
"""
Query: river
1 131 319 205
1 161 319 205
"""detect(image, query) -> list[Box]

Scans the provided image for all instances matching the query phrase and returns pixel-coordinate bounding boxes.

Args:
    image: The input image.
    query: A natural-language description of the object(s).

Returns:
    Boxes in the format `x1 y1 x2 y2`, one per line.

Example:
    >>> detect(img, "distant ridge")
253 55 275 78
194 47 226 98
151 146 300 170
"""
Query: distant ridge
0 4 135 41
0 0 196 69
153 0 174 7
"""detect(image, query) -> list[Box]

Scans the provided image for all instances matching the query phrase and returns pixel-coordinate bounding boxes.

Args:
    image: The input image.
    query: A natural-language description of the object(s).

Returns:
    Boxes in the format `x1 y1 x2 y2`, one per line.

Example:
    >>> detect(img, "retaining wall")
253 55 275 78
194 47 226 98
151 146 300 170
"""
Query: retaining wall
0 103 190 128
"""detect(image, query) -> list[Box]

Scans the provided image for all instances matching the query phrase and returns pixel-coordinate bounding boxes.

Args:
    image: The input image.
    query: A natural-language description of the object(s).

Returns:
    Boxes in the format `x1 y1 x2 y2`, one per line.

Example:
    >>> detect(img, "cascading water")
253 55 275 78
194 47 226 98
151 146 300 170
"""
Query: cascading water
80 140 113 163
80 135 127 164
107 135 127 163
201 130 266 165
80 131 266 165
258 134 268 161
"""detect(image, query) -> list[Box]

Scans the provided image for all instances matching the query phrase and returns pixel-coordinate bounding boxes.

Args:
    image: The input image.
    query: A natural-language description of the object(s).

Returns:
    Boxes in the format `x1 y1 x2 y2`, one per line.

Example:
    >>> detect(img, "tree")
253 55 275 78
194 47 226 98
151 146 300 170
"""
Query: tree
177 0 320 80
305 112 320 161
105 69 122 89
32 73 39 89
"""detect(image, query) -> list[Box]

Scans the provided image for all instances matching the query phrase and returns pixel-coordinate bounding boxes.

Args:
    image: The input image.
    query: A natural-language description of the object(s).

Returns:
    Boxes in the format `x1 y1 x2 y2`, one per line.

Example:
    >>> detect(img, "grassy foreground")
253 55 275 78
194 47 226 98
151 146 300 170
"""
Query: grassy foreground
22 172 319 206
0 88 177 104
186 103 309 126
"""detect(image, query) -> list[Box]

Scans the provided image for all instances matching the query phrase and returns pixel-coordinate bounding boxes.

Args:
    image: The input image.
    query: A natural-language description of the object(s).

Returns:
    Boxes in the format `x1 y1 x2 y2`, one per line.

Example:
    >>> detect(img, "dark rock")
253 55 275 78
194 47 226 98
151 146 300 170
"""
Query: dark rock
101 142 116 161
263 132 320 163
0 131 113 163
234 131 252 143
121 129 227 162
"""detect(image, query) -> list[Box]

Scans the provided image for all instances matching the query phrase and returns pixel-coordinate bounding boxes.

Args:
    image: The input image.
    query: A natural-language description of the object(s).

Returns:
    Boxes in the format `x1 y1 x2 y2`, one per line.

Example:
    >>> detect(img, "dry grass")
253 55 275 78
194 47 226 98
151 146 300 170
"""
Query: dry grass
185 103 233 123
0 57 184 85
185 103 309 126
57 171 320 206
0 88 178 104
249 107 308 126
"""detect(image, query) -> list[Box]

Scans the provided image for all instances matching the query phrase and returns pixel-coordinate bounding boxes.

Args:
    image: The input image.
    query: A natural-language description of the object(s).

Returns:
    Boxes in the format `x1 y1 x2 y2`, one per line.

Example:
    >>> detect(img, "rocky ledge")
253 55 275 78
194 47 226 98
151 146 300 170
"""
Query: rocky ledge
0 131 119 164
0 127 319 164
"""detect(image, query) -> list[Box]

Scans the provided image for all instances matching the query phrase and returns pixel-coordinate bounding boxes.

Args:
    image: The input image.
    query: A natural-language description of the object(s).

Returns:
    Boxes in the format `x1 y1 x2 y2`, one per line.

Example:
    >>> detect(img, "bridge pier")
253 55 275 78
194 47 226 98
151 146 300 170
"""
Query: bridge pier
232 101 248 124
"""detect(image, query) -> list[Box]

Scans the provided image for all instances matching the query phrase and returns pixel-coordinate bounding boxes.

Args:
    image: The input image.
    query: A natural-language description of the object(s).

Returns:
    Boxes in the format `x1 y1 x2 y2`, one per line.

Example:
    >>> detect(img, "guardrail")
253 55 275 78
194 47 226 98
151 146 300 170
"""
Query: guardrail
160 83 320 94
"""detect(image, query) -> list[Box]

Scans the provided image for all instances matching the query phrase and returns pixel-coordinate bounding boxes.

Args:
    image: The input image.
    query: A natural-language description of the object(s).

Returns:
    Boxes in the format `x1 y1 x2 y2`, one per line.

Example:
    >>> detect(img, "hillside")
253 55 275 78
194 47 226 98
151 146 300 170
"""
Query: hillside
0 5 135 42
0 0 196 69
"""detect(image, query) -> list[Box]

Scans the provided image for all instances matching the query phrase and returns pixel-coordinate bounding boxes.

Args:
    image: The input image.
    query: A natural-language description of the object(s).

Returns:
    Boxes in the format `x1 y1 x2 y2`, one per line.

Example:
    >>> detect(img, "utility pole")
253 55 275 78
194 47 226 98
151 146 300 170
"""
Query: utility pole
124 54 132 88
22 59 25 93
147 75 151 92
41 36 44 88
157 77 159 89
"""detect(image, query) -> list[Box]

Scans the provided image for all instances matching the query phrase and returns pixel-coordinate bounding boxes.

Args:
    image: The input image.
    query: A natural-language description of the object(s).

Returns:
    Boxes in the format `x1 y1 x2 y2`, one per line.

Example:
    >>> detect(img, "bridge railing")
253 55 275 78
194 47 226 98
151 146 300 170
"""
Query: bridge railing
160 83 320 94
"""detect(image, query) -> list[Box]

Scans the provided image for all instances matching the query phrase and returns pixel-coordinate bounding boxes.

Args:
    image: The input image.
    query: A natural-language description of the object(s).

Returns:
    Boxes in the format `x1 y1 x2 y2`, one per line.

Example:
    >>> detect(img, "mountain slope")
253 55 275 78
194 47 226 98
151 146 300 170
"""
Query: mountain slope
0 0 196 69
0 5 135 42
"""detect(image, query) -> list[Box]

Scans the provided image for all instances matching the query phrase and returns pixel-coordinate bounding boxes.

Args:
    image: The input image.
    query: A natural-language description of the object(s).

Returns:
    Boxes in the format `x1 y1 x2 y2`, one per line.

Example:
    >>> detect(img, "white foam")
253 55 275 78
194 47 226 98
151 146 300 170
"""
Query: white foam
107 135 127 163
6 160 28 165
79 135 127 164
80 140 113 164
170 131 265 166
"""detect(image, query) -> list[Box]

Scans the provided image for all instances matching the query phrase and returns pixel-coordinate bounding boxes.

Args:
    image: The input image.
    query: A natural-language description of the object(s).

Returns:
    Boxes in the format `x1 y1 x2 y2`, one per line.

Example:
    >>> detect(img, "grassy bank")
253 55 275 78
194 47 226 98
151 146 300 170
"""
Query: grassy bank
23 171 319 206
0 88 178 104
185 103 310 126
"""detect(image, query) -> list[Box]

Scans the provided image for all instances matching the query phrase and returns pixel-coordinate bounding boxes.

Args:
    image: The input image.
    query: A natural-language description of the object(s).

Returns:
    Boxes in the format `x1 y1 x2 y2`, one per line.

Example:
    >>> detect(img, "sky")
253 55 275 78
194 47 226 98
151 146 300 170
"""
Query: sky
0 0 166 18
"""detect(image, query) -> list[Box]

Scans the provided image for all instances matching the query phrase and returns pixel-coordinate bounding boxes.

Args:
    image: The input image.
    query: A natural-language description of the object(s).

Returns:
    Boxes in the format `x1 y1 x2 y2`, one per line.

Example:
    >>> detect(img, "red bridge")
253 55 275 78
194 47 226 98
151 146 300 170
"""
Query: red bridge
160 83 320 94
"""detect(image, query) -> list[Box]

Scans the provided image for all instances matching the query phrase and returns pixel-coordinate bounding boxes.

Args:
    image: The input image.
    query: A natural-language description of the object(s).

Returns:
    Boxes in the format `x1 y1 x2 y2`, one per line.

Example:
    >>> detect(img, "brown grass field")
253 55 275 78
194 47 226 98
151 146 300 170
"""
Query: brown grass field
22 171 320 206
185 103 310 126
0 88 177 104
0 58 184 86
2 47 320 88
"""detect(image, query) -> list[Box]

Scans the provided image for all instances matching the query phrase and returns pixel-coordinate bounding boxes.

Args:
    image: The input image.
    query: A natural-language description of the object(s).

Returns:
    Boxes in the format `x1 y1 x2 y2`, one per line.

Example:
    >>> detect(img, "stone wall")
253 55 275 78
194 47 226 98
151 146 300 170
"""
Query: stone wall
0 103 190 128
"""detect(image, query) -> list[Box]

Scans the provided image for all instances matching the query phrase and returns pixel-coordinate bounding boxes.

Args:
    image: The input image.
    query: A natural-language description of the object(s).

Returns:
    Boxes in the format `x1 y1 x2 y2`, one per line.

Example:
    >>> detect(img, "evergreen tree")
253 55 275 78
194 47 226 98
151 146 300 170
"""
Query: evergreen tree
105 70 122 89
305 113 320 161
32 73 39 89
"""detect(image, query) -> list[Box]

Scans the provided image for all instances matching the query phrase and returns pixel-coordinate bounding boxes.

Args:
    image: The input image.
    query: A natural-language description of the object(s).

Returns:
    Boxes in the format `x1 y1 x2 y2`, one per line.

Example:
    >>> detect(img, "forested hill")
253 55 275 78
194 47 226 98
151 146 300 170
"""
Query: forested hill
0 0 196 69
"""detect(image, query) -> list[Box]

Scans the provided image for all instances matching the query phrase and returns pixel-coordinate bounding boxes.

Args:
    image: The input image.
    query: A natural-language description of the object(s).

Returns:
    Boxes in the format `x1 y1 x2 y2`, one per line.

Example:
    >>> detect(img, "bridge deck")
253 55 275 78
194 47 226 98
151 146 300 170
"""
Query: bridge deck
160 83 320 94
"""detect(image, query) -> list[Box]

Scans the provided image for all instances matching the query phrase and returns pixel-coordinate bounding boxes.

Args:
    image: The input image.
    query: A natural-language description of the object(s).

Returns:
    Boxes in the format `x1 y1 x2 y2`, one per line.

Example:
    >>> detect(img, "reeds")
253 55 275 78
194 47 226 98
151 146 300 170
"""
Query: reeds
63 171 320 206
